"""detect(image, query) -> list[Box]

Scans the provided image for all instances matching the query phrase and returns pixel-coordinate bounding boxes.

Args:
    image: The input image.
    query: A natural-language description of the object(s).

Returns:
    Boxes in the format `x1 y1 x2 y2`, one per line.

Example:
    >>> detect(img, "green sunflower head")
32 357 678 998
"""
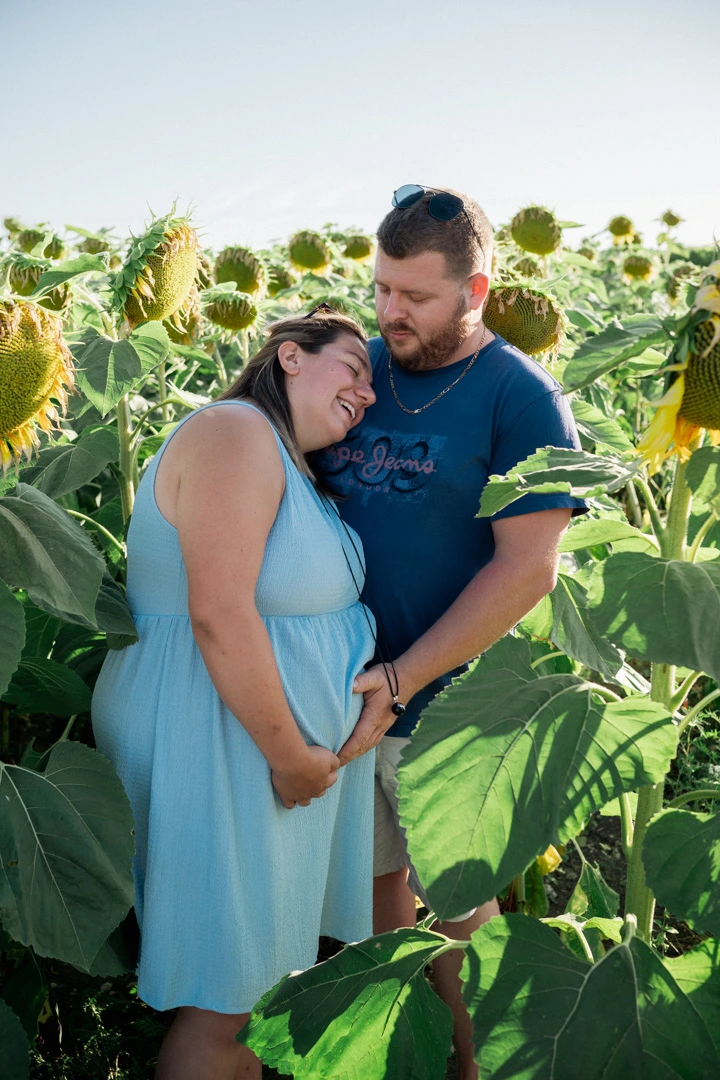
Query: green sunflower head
110 211 199 328
205 291 258 332
4 253 69 312
0 300 75 470
215 247 266 296
266 264 296 297
288 231 332 272
607 216 635 244
483 284 565 357
509 206 562 256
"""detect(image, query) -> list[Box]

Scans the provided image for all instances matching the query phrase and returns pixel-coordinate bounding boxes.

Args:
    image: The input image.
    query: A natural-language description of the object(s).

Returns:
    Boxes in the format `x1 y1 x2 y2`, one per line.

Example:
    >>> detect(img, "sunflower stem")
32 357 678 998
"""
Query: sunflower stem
687 511 718 563
213 347 229 390
668 670 702 714
513 872 527 913
624 480 643 529
65 510 126 555
677 687 720 738
157 360 171 423
625 454 695 939
117 394 135 522
633 475 664 543
619 793 634 859
668 787 720 809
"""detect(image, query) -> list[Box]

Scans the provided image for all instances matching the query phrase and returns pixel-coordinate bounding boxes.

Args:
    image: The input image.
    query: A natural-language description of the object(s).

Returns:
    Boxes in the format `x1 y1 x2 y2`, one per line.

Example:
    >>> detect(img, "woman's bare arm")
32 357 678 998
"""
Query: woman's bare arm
165 405 339 805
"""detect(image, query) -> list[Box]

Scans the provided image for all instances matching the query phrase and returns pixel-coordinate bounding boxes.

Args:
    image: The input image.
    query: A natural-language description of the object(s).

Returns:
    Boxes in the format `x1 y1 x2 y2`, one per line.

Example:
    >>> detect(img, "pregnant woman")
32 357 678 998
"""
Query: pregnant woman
92 308 377 1079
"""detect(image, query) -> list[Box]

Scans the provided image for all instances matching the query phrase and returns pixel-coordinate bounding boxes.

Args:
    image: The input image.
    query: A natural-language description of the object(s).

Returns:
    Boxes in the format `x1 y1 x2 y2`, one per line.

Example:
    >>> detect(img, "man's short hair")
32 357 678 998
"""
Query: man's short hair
376 188 494 280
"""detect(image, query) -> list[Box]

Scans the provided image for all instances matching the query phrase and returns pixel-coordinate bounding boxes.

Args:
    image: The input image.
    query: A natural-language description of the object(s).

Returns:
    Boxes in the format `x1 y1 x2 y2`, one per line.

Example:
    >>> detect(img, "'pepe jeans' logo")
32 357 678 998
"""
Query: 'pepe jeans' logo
319 426 446 498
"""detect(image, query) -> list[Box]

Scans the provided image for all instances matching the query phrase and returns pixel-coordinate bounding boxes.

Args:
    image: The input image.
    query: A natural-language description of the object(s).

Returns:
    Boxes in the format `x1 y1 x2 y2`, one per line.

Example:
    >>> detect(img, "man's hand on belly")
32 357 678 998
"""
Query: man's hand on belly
338 663 415 765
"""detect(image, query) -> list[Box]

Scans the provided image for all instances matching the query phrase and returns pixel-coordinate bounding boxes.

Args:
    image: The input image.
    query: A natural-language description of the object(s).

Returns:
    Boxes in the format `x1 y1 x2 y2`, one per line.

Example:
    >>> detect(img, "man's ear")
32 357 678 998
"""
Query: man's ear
278 340 301 375
469 272 490 310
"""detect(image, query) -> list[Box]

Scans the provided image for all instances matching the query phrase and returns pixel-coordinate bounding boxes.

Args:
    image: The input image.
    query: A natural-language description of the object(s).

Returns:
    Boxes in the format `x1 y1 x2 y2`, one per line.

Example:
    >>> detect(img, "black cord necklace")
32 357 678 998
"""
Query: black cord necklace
319 494 407 717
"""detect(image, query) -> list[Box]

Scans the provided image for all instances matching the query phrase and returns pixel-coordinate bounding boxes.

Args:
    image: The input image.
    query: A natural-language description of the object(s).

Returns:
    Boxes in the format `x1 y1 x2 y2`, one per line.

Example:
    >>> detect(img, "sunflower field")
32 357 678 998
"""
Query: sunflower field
1 205 719 1079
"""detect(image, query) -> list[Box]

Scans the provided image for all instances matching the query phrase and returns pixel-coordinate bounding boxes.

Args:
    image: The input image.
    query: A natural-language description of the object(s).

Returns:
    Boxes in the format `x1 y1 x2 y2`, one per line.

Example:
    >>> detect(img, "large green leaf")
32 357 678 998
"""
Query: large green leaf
557 517 657 554
0 581 25 698
29 253 108 298
1 954 48 1040
570 398 634 453
587 552 720 681
37 572 137 646
240 928 453 1080
0 741 134 970
664 939 720 1055
548 571 624 679
73 323 170 416
95 574 138 647
643 808 720 936
686 446 720 511
20 426 118 499
0 485 104 624
398 637 676 917
567 859 620 920
477 447 638 518
0 1000 29 1080
461 915 720 1079
3 658 92 716
562 314 668 391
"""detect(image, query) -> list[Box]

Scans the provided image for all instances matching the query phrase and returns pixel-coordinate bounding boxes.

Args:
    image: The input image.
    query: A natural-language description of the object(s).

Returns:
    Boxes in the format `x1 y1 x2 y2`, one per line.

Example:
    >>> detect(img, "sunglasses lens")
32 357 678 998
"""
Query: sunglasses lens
392 184 425 209
428 192 464 221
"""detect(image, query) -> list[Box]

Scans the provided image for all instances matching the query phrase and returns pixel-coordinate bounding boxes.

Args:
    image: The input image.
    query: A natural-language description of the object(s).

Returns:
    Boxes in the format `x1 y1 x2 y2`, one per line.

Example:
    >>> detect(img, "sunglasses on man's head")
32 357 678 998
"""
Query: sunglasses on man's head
392 184 466 221
303 302 336 319
391 184 485 258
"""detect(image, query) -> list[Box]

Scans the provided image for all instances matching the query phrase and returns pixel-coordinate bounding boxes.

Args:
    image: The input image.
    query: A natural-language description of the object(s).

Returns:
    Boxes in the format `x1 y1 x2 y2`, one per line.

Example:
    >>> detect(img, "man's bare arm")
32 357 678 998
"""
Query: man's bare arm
338 507 572 765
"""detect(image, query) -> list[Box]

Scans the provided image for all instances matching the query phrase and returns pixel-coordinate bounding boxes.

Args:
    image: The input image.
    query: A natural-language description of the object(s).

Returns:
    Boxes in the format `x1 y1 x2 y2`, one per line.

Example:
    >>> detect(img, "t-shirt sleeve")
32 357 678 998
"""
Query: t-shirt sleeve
489 388 588 520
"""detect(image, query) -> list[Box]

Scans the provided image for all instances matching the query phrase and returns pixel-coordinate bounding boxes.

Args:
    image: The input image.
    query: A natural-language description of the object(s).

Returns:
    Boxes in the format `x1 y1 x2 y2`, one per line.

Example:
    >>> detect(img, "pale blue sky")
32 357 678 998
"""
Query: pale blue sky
3 0 718 251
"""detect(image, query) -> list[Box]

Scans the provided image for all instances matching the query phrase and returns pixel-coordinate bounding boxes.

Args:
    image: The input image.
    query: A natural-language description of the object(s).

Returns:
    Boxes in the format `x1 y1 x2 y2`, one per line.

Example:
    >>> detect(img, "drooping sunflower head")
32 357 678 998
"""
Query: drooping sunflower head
661 210 683 228
164 286 203 345
16 229 67 260
637 262 720 471
343 234 374 261
288 231 332 272
514 256 542 278
509 206 562 256
623 254 655 282
205 291 258 332
577 246 596 262
197 250 215 290
4 253 70 312
0 301 75 470
266 264 296 297
483 285 565 358
608 216 635 245
77 235 110 255
666 262 695 302
111 211 200 329
215 247 266 296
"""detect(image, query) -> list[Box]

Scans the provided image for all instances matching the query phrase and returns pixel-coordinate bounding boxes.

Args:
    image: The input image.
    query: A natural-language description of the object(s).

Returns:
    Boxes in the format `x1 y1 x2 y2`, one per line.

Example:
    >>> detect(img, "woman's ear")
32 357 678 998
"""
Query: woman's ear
278 340 301 375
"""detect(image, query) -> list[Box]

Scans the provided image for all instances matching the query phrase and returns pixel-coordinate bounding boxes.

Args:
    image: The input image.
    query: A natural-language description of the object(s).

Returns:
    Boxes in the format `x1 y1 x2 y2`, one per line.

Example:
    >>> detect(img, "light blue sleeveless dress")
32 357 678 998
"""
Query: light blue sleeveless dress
92 401 376 1014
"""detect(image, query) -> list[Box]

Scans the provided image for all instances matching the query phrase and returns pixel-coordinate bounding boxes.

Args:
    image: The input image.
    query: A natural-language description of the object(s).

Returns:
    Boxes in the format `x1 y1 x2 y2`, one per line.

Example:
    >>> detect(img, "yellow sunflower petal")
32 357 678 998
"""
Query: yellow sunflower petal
636 375 686 472
536 845 562 875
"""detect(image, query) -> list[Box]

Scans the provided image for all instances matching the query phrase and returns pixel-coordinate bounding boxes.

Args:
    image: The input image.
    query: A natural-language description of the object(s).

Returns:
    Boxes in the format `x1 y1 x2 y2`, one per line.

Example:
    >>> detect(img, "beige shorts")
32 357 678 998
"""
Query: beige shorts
374 735 476 923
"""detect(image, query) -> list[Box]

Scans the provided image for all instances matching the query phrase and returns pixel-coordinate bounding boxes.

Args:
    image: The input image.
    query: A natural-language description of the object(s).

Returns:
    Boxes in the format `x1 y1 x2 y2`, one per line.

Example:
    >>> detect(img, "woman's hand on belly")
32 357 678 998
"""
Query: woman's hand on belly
271 744 341 808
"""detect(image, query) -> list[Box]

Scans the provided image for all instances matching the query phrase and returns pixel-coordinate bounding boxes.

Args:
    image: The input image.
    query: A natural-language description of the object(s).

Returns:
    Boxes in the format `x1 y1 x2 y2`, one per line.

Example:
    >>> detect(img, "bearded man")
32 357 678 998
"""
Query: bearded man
315 185 586 1080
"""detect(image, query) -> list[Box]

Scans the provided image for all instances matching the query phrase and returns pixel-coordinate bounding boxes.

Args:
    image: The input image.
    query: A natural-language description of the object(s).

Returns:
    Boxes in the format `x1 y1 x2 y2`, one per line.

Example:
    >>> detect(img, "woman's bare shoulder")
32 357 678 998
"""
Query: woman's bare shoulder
156 402 285 525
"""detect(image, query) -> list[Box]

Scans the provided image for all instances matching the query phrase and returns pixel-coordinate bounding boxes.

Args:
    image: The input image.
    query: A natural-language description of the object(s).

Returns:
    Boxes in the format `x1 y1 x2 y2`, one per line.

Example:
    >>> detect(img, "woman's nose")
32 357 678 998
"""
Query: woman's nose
358 380 376 406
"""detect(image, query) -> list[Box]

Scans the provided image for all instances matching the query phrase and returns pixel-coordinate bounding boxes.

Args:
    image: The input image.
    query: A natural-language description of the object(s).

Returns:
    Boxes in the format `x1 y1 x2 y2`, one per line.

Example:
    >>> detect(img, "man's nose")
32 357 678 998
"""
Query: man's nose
382 292 407 322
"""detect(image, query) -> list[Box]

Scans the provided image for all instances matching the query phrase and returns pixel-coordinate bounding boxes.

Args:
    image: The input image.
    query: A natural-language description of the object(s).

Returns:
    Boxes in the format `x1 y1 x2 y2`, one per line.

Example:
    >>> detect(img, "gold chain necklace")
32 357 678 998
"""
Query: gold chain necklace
388 326 487 415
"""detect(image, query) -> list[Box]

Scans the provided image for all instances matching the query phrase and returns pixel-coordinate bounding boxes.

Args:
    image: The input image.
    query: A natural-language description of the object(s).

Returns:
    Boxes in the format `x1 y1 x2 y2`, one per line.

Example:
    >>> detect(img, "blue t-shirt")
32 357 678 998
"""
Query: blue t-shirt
314 334 587 736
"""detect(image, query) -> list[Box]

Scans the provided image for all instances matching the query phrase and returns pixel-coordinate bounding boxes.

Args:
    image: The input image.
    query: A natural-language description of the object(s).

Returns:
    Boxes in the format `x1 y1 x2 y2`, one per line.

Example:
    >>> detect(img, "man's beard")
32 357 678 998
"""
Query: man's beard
381 293 472 372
